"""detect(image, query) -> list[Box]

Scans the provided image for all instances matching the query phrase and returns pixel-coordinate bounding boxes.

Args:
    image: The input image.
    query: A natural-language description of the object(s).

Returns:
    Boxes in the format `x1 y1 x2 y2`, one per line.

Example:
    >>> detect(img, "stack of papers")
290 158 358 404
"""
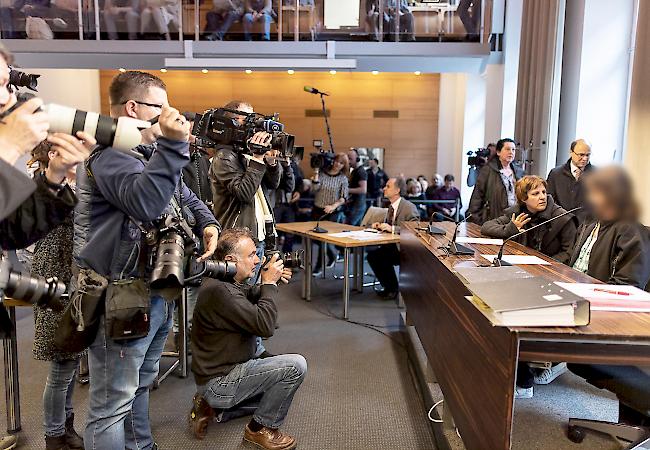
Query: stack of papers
480 254 550 265
555 283 650 312
329 230 384 241
456 236 504 245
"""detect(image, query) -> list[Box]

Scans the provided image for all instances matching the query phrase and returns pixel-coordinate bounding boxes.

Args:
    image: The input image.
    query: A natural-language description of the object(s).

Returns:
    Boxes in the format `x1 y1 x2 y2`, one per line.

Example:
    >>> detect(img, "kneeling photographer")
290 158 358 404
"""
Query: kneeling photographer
189 228 307 450
73 71 220 450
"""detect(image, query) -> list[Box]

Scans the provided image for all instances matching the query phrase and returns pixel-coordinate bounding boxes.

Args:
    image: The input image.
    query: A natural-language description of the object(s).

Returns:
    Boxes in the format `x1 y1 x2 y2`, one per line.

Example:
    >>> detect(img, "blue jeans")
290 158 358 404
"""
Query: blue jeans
346 198 367 226
85 296 174 450
205 9 239 40
43 359 78 437
243 11 272 40
199 354 307 429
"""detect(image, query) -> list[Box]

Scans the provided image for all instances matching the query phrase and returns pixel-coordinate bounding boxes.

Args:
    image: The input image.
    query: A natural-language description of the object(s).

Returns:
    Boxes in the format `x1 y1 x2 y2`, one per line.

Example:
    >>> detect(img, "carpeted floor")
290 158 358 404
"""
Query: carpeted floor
0 262 631 450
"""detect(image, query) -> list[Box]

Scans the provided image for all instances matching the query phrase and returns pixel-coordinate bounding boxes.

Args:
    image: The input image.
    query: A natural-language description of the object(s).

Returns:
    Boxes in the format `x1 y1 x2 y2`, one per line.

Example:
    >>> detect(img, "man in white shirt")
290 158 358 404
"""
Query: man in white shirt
367 177 419 298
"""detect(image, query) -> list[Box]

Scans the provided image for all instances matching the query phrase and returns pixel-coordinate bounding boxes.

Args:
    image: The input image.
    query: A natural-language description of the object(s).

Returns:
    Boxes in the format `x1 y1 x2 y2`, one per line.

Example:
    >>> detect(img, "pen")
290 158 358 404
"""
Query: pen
593 288 631 296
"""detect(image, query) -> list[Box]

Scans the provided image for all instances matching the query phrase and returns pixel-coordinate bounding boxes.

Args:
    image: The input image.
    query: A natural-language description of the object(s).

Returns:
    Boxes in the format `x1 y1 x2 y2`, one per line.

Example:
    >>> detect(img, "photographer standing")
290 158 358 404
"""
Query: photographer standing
74 71 220 450
189 228 306 450
0 43 95 450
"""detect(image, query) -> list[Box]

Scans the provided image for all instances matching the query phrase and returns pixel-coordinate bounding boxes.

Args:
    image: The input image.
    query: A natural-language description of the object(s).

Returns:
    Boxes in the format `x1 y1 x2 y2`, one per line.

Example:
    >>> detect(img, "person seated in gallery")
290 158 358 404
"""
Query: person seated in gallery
481 175 578 265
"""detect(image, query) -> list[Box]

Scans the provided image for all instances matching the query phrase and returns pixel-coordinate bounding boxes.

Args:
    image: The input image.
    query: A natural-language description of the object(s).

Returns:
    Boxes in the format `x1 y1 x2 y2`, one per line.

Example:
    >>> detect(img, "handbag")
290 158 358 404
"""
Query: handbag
54 267 108 353
105 278 151 340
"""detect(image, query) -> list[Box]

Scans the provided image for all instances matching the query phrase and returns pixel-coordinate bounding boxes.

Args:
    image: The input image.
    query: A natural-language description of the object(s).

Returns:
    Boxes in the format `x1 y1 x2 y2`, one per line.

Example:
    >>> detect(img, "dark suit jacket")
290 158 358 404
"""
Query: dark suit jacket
385 197 419 233
546 159 593 223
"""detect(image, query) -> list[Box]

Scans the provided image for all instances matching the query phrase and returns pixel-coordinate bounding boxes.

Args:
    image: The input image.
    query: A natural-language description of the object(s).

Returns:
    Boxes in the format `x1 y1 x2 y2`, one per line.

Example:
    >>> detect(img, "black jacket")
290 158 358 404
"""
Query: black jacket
569 220 650 289
468 158 523 225
546 159 593 223
266 159 295 209
481 195 578 264
209 145 281 233
191 279 278 385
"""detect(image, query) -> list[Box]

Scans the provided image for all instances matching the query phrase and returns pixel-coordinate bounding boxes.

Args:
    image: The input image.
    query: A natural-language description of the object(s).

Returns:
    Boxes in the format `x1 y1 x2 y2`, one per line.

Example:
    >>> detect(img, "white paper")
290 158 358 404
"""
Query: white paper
456 236 504 245
329 230 385 241
554 282 650 301
481 254 551 265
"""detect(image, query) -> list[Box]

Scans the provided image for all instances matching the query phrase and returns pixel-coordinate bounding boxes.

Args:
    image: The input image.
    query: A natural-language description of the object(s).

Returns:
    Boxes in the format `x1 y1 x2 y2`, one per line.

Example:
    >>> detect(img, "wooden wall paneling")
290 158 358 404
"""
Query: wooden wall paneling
99 71 440 178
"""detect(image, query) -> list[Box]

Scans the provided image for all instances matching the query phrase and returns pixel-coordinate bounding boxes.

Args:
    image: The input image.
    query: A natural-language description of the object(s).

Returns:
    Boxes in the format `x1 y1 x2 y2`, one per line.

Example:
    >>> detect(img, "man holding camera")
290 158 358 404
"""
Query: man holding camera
189 228 306 450
0 43 95 450
74 71 219 450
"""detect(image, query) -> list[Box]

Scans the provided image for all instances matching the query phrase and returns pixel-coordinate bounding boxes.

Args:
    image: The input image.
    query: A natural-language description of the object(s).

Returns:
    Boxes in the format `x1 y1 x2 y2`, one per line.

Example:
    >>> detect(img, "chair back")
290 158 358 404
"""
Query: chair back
361 206 388 226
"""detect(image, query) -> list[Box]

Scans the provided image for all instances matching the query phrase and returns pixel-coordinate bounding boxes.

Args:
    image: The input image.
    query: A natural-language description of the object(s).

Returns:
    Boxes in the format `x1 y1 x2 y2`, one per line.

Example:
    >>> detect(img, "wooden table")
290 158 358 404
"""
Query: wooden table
400 221 650 450
276 221 400 319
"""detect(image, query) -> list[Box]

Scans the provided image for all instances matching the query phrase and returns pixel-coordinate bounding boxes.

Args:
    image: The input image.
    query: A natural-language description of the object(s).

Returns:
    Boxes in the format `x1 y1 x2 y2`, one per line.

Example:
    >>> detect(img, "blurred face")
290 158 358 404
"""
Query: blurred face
383 178 400 199
226 237 260 282
571 142 591 169
586 187 617 222
433 174 443 188
524 184 547 213
369 159 377 169
347 150 358 167
0 56 16 114
498 142 516 166
418 177 428 191
444 178 454 189
330 158 344 174
409 182 421 196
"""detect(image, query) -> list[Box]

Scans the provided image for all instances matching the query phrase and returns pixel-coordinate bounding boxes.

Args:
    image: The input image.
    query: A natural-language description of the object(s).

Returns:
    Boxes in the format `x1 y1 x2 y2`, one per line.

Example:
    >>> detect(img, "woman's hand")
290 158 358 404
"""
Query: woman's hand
511 213 531 231
323 204 337 214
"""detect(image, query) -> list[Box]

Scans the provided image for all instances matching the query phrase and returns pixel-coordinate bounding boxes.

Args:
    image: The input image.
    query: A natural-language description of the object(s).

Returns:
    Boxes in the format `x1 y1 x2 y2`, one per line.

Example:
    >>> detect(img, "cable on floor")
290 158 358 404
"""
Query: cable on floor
428 399 444 423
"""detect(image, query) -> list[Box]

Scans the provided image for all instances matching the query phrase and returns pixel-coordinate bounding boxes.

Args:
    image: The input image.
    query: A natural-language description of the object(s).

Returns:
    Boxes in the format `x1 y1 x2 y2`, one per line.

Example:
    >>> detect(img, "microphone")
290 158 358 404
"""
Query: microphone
447 213 474 255
425 211 447 235
304 86 329 96
312 210 334 233
492 206 582 266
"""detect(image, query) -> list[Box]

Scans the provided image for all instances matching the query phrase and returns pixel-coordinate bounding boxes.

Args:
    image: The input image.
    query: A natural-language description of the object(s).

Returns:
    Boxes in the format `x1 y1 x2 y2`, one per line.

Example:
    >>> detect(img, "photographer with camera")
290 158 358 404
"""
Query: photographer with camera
73 71 219 450
0 43 95 450
189 228 306 450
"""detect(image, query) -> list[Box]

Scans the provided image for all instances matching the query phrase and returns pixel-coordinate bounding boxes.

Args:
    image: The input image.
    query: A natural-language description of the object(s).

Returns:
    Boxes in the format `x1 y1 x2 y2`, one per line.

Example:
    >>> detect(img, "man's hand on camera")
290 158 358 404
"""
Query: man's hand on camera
159 106 190 142
261 253 284 286
0 97 49 165
198 225 219 262
45 131 97 184
249 131 272 162
279 267 292 284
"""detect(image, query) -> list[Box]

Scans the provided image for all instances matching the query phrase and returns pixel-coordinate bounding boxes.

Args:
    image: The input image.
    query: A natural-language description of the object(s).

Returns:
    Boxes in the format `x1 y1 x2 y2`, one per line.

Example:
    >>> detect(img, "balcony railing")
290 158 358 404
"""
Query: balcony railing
0 0 491 44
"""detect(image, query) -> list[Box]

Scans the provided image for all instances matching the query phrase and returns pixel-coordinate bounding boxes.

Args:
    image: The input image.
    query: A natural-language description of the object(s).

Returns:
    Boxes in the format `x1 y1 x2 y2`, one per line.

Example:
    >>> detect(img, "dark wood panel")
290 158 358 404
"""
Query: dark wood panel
401 228 518 450
520 341 650 366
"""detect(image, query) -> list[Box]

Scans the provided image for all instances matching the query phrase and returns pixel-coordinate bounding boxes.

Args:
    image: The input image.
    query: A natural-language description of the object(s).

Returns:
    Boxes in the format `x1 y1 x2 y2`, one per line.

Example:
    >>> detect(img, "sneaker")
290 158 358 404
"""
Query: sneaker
514 386 533 399
0 435 17 450
243 425 296 450
326 258 337 269
533 362 568 385
312 268 323 277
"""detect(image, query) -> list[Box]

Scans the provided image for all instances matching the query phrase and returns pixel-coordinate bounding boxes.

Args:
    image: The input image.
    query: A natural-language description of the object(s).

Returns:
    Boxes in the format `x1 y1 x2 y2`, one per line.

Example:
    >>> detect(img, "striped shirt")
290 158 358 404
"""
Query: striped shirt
313 172 349 209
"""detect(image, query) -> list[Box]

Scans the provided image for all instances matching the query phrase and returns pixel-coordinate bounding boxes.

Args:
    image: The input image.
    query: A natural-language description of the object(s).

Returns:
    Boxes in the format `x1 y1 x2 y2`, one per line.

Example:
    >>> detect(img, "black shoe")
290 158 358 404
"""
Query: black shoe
64 414 84 450
312 268 323 277
45 435 69 450
376 289 398 299
258 351 276 359
326 258 337 269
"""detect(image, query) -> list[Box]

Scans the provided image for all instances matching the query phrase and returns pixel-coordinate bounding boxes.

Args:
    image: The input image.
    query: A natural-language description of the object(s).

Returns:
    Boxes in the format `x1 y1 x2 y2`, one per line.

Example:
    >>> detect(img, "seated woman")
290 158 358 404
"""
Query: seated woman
482 175 578 399
481 175 578 264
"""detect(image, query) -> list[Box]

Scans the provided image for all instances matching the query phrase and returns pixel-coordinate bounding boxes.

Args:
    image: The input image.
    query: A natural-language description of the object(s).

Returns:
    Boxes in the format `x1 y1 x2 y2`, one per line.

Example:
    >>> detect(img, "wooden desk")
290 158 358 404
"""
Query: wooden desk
276 221 400 319
400 221 650 450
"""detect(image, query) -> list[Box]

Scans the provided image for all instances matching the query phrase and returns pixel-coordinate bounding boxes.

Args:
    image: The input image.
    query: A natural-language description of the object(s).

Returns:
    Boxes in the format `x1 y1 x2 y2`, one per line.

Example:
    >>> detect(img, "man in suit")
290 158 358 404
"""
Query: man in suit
546 138 593 223
367 177 419 299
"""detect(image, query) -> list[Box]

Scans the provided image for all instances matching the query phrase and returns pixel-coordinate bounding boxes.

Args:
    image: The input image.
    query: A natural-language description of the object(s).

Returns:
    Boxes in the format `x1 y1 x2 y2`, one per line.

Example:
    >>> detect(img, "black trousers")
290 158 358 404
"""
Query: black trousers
367 244 400 292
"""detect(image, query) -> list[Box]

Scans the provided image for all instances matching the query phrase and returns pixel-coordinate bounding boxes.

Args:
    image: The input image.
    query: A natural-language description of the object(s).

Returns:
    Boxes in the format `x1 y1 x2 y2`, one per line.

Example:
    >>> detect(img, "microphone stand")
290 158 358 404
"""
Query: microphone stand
492 206 582 267
425 212 447 235
319 93 334 152
447 213 474 255
311 210 333 233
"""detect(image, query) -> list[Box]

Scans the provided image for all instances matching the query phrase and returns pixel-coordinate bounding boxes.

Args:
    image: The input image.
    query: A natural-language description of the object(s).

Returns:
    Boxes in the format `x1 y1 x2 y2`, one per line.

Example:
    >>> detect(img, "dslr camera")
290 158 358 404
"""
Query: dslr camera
192 108 295 158
0 257 66 336
262 221 304 271
148 216 235 289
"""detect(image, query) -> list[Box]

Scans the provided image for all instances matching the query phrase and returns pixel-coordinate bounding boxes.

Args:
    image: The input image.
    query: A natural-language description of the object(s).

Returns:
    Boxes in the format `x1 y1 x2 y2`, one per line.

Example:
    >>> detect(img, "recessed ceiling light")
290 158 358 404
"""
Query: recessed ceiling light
160 68 168 73
118 68 126 73
245 69 253 74
329 70 337 75
287 69 295 75
414 70 421 75
372 70 379 75
201 69 208 74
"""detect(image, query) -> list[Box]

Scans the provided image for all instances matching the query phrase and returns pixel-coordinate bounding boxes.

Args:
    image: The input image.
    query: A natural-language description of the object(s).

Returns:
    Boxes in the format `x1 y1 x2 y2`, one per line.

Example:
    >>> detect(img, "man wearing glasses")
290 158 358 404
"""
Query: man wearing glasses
547 138 594 224
75 70 220 450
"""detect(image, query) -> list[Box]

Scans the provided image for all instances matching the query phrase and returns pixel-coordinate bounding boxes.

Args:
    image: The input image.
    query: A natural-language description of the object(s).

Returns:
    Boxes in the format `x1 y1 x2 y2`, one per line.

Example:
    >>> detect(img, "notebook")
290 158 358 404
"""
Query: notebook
467 277 590 327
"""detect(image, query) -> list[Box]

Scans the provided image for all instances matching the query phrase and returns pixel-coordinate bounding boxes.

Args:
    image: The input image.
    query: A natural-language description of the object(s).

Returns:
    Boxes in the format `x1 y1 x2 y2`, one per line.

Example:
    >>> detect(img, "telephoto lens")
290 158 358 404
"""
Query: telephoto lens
202 260 237 280
281 250 305 270
0 259 65 311
150 231 187 289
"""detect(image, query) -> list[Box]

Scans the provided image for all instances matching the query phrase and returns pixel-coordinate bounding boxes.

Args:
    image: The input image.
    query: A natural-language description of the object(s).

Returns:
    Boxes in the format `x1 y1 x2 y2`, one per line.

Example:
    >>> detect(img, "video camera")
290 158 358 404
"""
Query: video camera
191 108 295 158
0 257 66 336
148 216 235 289
262 220 304 271
466 147 491 187
310 150 336 171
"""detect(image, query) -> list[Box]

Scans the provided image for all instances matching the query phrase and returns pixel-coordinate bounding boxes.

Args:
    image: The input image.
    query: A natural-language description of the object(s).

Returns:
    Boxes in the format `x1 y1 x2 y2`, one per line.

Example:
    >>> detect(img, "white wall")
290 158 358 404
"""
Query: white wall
30 69 101 113
500 0 523 138
484 64 504 143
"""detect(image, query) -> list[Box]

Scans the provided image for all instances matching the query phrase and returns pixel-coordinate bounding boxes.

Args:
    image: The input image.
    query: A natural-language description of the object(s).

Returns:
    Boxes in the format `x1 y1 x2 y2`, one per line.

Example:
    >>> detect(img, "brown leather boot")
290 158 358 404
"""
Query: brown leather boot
243 425 297 450
189 393 215 440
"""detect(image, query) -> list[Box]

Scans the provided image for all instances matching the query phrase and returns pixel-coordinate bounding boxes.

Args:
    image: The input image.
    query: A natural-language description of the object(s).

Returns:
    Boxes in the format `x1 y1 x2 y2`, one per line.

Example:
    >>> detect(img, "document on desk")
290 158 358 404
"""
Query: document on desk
467 277 590 327
329 230 383 241
454 266 534 285
455 236 504 245
555 282 650 312
480 254 551 265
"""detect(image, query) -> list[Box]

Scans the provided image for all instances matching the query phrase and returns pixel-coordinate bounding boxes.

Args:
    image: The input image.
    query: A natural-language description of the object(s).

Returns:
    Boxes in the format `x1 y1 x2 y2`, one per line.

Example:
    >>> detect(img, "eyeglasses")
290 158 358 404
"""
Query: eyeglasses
122 100 163 109
572 150 591 158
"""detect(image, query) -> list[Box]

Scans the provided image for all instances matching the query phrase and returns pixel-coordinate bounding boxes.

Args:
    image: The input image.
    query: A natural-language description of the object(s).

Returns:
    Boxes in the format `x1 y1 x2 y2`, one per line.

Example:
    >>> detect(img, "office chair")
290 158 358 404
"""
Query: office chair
360 206 388 227
567 364 650 448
